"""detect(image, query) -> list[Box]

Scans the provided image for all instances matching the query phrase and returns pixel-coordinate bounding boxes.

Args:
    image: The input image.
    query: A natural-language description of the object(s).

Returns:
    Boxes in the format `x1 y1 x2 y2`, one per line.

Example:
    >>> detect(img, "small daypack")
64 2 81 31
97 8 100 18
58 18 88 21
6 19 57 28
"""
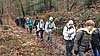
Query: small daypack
38 22 45 30
96 28 100 48
78 30 84 45
34 19 40 26
78 30 91 53
47 22 54 29
97 28 100 41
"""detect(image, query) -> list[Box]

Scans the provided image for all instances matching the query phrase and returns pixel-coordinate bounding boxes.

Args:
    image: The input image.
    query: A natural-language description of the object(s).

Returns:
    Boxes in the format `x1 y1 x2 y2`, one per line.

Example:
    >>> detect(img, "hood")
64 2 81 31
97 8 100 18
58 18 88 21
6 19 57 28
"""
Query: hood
27 18 29 20
66 20 74 28
78 28 96 34
49 17 53 21
68 20 74 24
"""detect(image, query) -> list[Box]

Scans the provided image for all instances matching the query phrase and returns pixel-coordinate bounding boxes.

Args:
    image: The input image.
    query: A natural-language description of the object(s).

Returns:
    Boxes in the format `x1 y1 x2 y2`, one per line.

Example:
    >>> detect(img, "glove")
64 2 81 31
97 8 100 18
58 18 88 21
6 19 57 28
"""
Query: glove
74 50 78 55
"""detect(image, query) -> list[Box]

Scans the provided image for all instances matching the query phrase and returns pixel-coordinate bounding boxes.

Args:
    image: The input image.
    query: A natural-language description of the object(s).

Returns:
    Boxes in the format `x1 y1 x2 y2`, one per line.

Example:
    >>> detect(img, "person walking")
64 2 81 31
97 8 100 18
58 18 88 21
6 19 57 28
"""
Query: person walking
73 20 96 56
36 19 45 41
26 18 33 33
34 17 40 30
92 28 100 56
20 17 26 29
45 17 56 44
63 20 76 56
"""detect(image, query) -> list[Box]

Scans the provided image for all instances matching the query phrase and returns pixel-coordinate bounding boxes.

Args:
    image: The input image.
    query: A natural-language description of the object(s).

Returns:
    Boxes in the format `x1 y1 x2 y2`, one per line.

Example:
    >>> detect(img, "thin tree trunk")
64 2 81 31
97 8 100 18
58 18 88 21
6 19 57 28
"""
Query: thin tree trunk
69 0 77 11
18 0 25 17
44 0 48 10
0 0 3 18
49 0 52 10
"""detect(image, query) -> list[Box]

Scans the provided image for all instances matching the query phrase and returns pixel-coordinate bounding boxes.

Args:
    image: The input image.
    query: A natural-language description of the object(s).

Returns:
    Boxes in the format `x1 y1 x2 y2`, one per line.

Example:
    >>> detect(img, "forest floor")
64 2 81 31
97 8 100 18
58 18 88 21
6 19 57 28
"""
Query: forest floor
0 19 66 56
0 18 94 56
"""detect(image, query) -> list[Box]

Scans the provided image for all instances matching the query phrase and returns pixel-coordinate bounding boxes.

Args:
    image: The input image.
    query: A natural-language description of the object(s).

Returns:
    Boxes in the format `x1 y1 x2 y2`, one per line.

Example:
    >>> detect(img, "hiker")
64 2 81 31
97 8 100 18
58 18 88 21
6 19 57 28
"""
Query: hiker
15 17 20 26
20 17 26 29
34 17 40 30
92 28 100 56
63 20 76 56
73 20 96 56
36 19 45 41
26 18 33 33
45 17 56 44
0 17 3 25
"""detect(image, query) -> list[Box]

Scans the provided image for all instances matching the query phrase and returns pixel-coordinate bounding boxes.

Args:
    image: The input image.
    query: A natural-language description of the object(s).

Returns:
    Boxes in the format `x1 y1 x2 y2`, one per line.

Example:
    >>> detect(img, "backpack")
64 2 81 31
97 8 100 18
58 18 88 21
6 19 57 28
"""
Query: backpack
78 30 84 45
78 30 91 53
94 28 100 49
34 19 40 26
47 22 55 29
97 28 100 41
96 28 100 50
38 22 45 30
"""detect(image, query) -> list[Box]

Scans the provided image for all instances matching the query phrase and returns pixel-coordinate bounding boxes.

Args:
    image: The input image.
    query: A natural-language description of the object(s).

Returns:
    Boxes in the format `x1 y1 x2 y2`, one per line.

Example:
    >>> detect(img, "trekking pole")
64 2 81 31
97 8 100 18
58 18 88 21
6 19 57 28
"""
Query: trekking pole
55 27 58 45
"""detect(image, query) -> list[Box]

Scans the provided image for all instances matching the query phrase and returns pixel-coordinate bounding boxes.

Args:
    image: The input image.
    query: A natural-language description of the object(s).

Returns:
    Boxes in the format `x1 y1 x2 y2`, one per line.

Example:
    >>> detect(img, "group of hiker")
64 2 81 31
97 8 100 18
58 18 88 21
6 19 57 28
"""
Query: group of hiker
63 19 100 56
15 16 56 42
14 16 100 56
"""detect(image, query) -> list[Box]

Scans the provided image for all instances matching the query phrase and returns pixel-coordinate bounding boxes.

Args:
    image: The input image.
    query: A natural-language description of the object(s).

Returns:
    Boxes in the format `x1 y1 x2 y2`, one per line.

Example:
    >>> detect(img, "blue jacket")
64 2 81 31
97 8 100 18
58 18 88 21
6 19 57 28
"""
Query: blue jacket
27 19 33 27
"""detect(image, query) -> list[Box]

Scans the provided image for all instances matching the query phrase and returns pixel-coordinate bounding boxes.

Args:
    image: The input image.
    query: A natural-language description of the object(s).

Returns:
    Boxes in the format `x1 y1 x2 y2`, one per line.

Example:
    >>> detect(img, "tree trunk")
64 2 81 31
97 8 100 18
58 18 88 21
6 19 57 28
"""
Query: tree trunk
18 0 25 17
0 0 3 17
44 0 48 10
49 0 52 10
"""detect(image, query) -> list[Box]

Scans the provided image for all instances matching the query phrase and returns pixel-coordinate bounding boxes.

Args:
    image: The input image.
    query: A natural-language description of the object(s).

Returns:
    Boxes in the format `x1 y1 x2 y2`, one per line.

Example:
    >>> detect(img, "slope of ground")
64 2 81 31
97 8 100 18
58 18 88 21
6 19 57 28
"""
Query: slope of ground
0 20 66 56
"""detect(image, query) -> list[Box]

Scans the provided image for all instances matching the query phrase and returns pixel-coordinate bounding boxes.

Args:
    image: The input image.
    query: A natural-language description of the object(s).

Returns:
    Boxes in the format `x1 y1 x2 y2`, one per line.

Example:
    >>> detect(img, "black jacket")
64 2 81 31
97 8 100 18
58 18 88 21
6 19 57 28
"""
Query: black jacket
92 28 100 50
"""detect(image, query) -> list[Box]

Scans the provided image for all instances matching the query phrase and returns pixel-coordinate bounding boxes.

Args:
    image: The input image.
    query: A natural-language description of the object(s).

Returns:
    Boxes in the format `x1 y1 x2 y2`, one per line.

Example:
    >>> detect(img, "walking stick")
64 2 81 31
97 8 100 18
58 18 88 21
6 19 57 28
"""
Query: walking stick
55 27 58 45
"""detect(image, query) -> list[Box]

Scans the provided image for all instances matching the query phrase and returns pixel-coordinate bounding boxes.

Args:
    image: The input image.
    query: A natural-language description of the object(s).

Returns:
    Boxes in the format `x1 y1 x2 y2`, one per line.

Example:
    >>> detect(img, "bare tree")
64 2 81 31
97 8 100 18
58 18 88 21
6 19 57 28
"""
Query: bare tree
18 0 25 17
0 0 3 17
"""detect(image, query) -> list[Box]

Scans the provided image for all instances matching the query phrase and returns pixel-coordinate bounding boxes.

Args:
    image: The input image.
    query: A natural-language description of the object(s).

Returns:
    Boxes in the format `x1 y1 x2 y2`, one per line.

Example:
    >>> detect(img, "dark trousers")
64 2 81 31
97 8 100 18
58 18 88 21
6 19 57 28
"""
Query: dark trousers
47 32 52 44
93 49 100 56
36 30 44 39
35 26 38 35
66 40 74 56
28 26 33 33
35 26 37 30
20 24 25 29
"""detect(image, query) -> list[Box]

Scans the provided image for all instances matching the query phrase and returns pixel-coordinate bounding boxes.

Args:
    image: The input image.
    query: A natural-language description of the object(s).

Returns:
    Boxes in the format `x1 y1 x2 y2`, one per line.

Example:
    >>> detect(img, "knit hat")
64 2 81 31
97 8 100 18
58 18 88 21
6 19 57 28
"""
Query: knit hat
68 20 74 24
27 18 29 20
40 19 43 22
49 17 53 21
66 20 74 28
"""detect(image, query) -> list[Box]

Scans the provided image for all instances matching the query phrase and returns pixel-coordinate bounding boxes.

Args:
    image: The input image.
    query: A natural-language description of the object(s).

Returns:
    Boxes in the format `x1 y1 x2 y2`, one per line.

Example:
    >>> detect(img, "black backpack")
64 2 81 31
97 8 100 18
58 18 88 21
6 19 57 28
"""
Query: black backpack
97 28 100 41
93 28 100 49
97 28 100 49
34 19 40 26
